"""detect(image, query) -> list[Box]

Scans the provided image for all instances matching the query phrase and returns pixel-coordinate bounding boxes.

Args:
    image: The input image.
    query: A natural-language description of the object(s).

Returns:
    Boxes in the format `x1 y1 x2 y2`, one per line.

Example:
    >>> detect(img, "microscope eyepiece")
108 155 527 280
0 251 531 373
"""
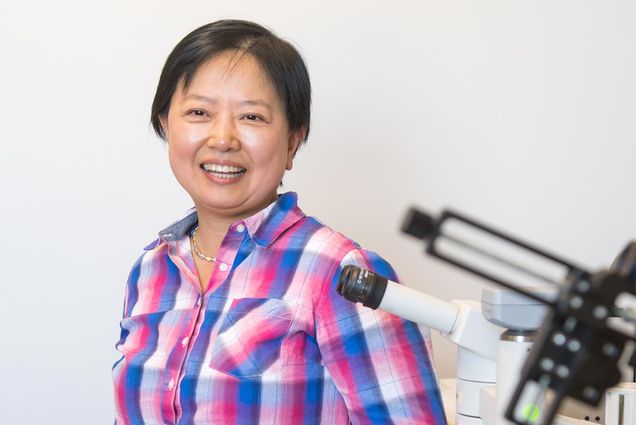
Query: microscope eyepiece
337 265 388 310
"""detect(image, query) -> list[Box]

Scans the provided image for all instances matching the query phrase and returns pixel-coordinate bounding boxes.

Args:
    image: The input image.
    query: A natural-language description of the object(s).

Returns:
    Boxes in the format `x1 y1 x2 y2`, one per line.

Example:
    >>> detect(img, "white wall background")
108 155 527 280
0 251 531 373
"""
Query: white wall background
1 0 635 423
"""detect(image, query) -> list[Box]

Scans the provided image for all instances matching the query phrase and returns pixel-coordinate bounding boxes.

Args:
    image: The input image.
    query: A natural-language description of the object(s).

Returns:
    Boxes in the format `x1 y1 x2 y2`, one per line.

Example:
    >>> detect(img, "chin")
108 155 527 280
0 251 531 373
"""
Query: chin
195 194 268 216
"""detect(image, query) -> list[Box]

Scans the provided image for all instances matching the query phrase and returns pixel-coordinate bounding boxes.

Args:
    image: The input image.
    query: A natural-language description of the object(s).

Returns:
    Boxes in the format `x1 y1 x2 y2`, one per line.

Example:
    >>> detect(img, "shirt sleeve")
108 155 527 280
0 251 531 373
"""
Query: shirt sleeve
315 248 447 425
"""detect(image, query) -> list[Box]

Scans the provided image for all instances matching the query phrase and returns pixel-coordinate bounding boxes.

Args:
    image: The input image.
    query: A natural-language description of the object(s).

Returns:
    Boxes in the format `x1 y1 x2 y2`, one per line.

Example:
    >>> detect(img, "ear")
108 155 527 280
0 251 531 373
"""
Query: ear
159 115 169 139
285 129 305 170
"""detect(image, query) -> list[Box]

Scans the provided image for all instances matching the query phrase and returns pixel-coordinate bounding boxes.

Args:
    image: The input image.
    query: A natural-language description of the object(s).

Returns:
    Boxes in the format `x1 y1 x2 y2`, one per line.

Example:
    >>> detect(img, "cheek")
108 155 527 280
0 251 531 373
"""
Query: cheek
167 139 199 180
167 148 188 186
168 141 191 168
239 130 290 167
167 124 206 161
167 117 210 147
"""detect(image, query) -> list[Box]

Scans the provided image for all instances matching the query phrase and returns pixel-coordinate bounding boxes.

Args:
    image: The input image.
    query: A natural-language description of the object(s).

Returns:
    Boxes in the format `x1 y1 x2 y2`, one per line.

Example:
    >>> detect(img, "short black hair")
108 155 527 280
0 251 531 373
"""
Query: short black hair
150 20 311 143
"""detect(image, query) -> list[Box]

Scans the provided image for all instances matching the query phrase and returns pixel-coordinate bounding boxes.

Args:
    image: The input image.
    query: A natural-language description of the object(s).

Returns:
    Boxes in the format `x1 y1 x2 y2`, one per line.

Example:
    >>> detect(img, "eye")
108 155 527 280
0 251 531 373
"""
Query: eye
242 114 265 122
187 109 208 117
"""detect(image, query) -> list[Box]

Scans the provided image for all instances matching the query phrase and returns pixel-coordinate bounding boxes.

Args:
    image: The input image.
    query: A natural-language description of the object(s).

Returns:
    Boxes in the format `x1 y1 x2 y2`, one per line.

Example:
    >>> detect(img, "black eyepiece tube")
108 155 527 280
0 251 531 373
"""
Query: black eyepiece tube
337 265 388 310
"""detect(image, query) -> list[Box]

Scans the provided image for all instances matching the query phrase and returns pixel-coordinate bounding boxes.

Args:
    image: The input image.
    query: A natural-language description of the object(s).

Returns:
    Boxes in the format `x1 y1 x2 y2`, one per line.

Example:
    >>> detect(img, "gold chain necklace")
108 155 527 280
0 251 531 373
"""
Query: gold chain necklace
191 226 216 263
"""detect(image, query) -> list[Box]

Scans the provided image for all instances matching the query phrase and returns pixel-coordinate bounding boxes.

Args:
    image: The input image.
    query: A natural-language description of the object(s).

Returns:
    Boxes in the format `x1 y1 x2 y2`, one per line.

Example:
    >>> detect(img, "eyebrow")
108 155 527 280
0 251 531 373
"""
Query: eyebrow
183 94 217 104
183 94 272 110
238 99 272 111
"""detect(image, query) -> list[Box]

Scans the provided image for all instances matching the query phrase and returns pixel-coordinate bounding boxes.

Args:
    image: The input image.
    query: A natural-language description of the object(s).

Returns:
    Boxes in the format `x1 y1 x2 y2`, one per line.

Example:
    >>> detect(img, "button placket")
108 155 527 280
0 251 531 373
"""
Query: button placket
170 296 204 405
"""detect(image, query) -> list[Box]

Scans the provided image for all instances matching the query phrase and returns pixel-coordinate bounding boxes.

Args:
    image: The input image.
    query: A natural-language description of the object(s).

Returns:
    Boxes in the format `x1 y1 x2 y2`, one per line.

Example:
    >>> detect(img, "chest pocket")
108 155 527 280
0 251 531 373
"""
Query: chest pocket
209 298 296 378
117 302 192 361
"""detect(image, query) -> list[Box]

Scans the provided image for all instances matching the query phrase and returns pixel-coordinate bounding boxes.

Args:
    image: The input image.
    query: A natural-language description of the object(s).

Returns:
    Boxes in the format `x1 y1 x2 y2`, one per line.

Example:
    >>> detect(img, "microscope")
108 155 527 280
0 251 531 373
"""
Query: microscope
338 208 636 425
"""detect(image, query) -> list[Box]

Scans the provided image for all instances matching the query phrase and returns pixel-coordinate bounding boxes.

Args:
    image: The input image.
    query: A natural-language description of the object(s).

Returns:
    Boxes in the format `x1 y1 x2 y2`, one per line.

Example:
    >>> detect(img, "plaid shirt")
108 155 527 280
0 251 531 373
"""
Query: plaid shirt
113 192 446 425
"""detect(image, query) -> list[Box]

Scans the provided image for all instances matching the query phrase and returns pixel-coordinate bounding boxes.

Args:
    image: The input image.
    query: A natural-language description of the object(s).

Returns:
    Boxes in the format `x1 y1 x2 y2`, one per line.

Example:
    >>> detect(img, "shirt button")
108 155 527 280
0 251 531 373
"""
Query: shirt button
218 262 228 272
196 298 201 306
236 224 245 233
181 336 190 347
168 378 175 390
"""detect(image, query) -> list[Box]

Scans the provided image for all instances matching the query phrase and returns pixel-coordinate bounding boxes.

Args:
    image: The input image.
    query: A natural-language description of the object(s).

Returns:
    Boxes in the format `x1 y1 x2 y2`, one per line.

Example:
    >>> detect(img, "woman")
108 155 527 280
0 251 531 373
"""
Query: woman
113 19 446 425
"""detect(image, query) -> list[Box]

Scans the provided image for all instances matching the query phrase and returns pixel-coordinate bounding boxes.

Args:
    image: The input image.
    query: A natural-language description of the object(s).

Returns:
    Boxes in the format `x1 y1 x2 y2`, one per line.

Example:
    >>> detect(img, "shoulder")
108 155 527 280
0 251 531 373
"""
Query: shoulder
281 213 367 266
281 212 398 315
121 228 182 319
124 208 192 291
286 213 397 279
123 239 171 292
292 215 357 250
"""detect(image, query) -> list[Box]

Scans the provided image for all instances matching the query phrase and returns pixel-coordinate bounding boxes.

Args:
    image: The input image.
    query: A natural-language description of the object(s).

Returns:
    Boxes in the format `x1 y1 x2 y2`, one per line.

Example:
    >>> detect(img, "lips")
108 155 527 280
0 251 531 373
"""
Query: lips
200 162 247 179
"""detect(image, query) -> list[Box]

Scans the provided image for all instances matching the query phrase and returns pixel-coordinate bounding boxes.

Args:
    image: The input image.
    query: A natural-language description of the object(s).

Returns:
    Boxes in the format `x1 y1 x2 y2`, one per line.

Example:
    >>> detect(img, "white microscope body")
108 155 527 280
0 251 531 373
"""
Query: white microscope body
341 270 600 425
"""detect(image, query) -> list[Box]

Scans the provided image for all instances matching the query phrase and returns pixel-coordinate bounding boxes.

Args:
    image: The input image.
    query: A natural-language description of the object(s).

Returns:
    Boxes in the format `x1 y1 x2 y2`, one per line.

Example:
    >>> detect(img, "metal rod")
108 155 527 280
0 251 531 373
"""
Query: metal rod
441 233 562 286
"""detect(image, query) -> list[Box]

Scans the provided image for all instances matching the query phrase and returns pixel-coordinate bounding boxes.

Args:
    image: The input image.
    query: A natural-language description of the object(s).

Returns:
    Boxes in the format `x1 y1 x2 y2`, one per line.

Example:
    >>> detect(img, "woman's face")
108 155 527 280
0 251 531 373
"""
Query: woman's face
161 51 302 222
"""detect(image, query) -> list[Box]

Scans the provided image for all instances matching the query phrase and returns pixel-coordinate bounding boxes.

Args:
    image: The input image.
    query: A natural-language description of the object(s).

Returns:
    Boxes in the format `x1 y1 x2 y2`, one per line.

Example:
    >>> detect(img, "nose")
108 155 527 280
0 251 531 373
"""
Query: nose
206 114 240 151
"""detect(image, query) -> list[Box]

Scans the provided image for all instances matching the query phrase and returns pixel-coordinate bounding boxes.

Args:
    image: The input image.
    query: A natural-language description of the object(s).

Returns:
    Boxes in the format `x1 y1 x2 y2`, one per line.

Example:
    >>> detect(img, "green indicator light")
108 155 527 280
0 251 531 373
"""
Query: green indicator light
522 404 541 423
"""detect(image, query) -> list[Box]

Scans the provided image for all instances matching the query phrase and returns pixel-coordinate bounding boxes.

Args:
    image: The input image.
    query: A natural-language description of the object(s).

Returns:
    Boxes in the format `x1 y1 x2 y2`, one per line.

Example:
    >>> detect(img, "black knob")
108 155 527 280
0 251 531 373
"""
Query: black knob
401 207 435 240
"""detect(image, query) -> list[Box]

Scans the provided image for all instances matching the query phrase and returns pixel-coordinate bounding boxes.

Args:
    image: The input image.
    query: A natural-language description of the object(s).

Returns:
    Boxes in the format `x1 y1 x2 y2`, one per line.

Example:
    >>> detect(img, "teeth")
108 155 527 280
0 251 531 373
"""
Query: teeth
202 163 245 173
209 172 240 179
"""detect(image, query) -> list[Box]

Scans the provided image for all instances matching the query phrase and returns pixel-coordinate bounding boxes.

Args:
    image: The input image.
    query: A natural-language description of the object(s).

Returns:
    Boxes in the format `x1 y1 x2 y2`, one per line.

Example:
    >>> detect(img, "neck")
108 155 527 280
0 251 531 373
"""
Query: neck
192 193 279 253
195 214 235 244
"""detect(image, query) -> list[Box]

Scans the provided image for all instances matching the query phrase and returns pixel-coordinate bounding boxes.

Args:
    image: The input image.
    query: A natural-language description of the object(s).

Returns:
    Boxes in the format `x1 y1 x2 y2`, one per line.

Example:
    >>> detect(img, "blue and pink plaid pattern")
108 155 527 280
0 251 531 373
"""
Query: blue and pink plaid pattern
113 192 446 424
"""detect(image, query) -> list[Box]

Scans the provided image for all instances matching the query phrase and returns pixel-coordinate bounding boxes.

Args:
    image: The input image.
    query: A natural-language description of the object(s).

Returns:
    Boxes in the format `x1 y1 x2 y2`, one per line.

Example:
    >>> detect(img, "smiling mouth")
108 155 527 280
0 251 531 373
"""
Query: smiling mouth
201 163 247 179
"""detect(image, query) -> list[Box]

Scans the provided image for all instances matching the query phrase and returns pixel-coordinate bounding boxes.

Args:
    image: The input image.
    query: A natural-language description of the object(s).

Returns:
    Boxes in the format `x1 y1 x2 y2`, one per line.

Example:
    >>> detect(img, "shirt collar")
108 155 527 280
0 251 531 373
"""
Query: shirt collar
152 192 305 249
